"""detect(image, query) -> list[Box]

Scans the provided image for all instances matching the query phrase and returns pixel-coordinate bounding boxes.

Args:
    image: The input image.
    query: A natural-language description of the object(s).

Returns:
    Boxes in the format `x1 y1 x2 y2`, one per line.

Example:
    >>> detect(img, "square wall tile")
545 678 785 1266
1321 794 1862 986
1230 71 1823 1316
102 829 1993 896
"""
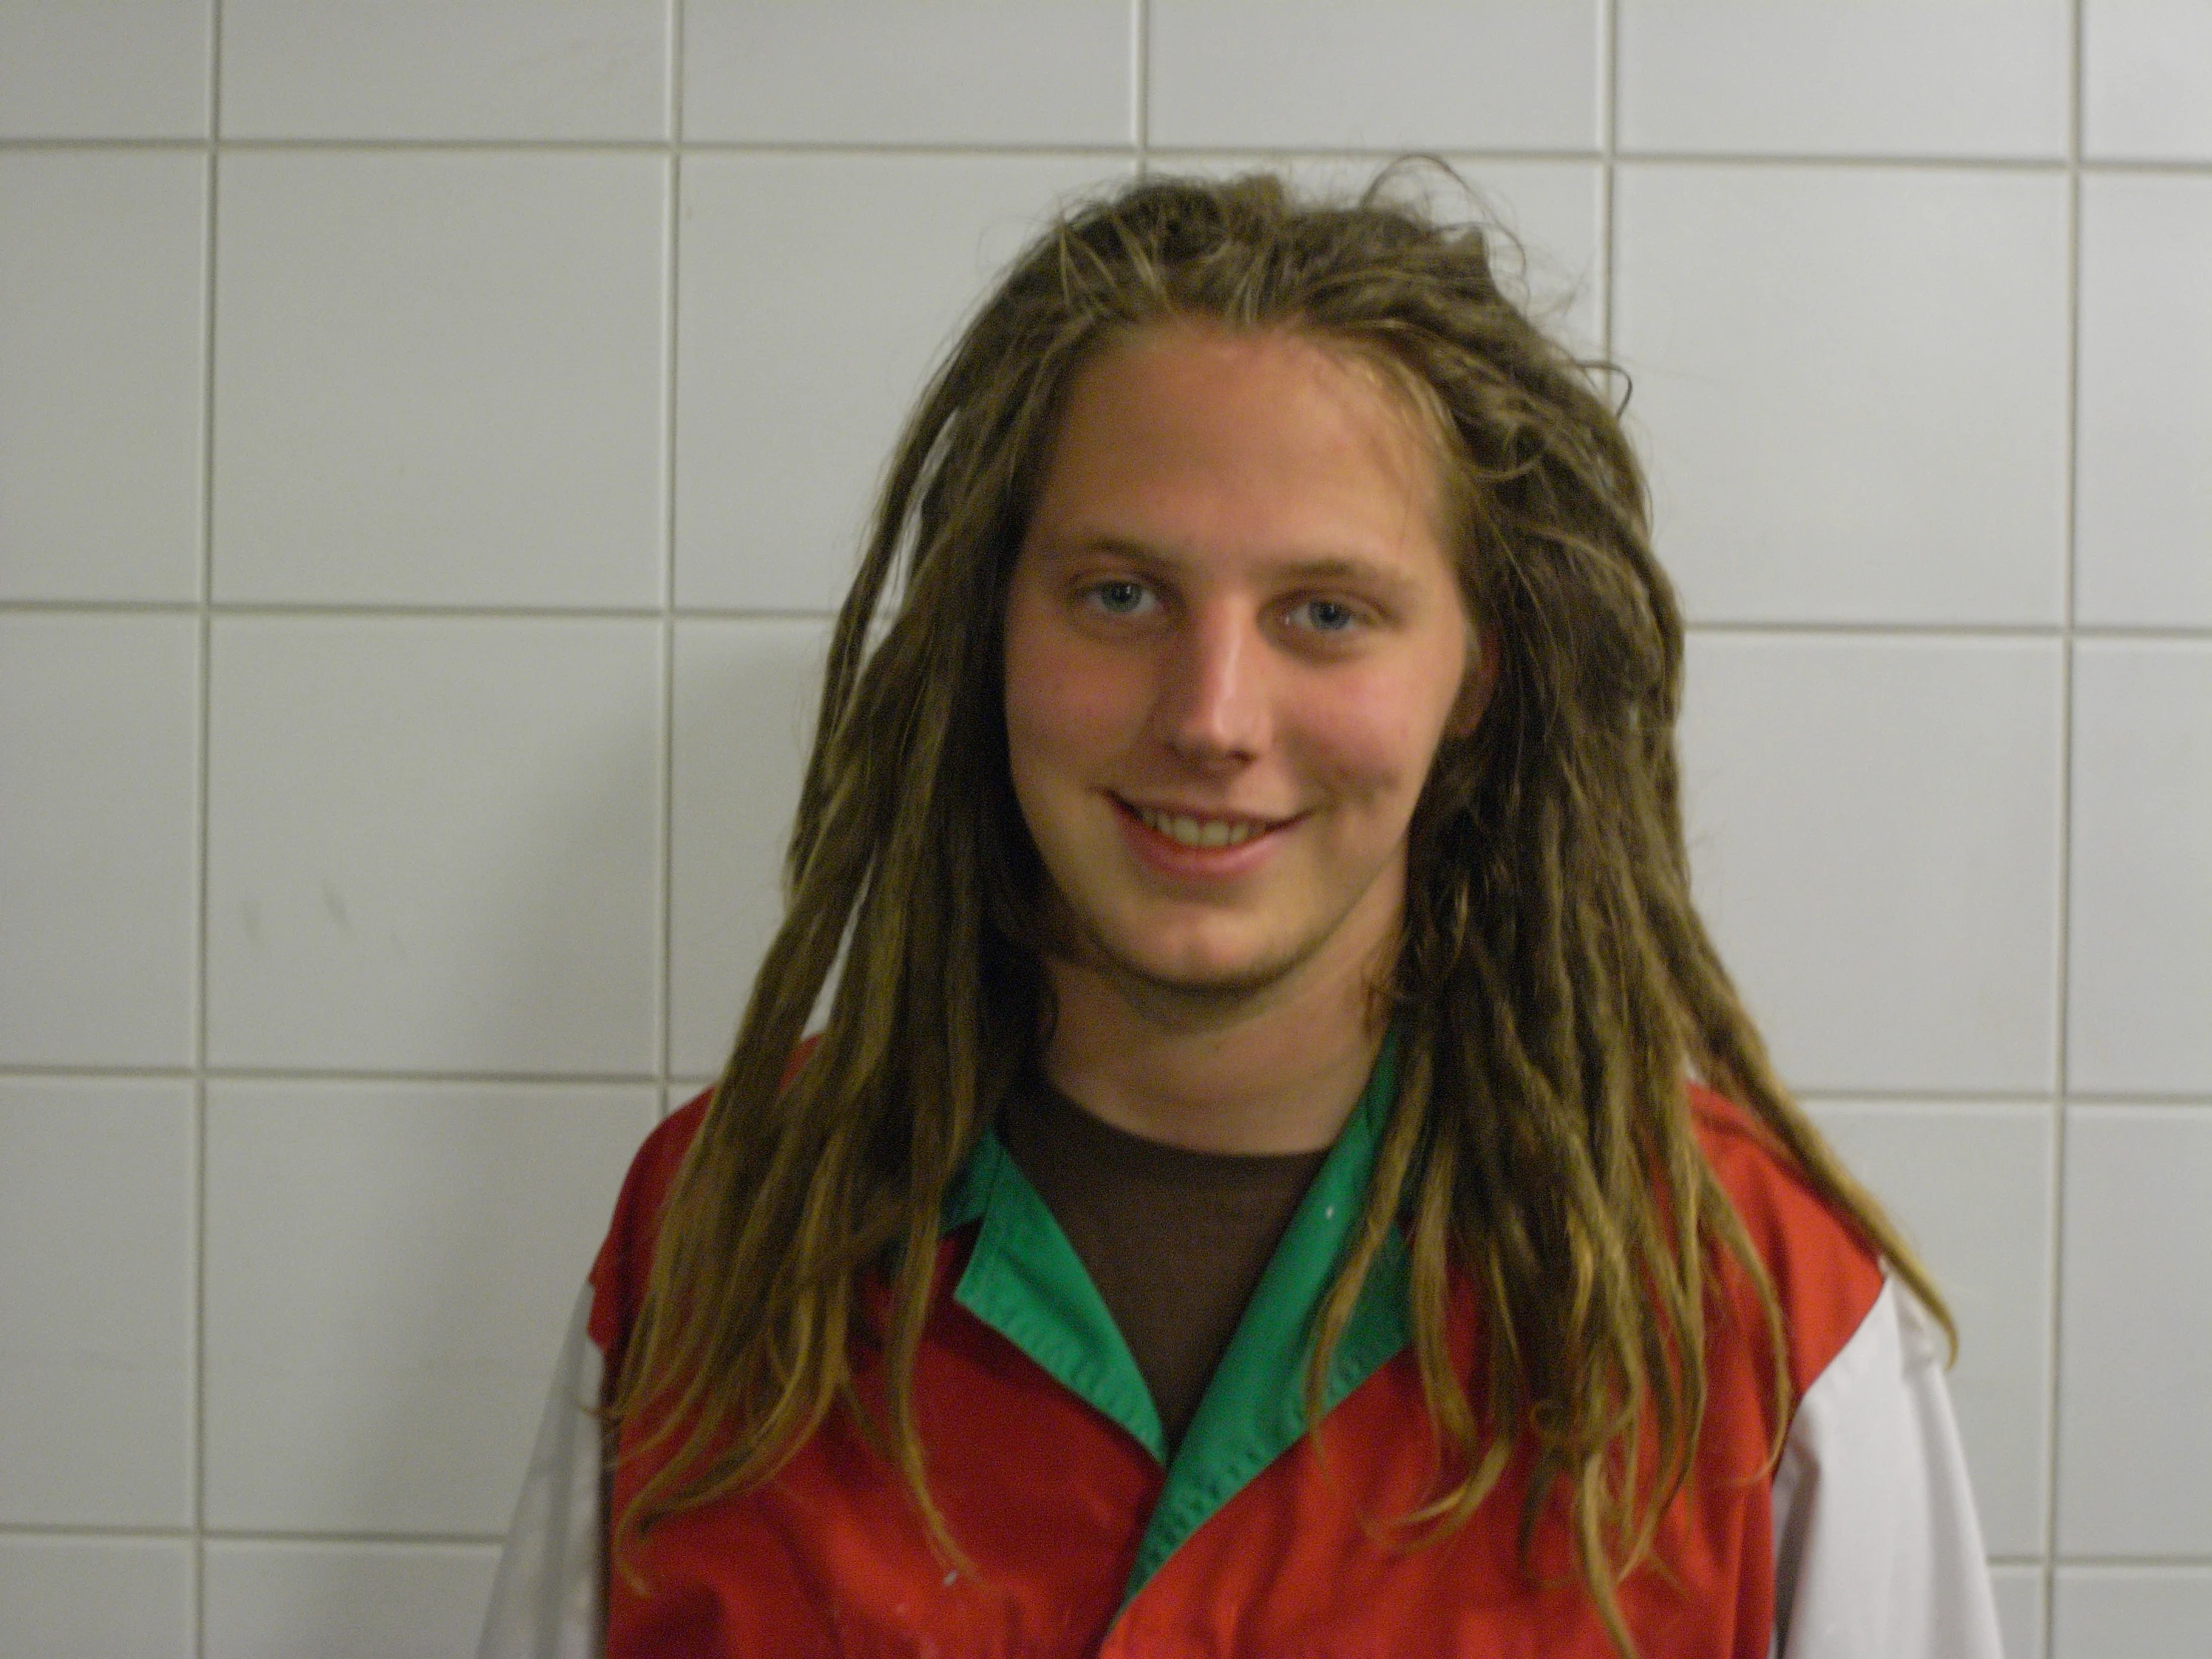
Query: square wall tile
1613 166 2069 625
1148 1 1599 152
0 151 206 602
205 1541 501 1659
204 1081 654 1533
1617 0 2069 158
675 153 1127 612
0 0 210 138
1679 636 2062 1094
2056 1106 2212 1555
213 152 667 608
2053 1567 2212 1659
0 1536 192 1658
1805 1102 2053 1555
2075 175 2212 626
0 1079 194 1526
220 0 668 140
206 617 661 1075
2084 0 2212 161
1164 156 1604 353
669 619 830 1079
1989 1565 2046 1659
1 614 200 1067
683 0 1129 145
2067 643 2212 1095
1429 161 1601 351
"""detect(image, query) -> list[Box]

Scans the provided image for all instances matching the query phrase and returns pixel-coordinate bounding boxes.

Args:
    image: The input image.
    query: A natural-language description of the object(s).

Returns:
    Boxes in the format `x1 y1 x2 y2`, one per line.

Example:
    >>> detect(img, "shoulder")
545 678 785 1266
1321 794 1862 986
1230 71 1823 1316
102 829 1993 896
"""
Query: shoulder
586 1088 715 1369
1688 1081 1887 1399
586 1037 825 1370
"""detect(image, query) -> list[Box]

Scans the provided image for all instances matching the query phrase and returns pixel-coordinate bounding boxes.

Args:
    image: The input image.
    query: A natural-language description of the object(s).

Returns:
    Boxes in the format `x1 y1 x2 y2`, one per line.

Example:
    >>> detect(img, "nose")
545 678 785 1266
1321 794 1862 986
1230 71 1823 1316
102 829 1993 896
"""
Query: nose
1154 602 1269 767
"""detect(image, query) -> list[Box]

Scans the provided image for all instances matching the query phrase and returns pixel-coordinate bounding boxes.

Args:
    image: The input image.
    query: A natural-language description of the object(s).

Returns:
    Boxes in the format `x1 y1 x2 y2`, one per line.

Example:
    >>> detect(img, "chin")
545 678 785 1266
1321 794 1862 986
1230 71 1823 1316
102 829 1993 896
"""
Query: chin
1097 926 1309 1000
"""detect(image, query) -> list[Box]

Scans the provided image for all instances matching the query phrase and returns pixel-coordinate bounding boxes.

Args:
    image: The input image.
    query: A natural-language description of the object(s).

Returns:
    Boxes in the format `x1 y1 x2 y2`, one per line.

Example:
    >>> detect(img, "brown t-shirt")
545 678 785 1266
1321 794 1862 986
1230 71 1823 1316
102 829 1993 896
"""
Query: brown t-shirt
998 1074 1330 1454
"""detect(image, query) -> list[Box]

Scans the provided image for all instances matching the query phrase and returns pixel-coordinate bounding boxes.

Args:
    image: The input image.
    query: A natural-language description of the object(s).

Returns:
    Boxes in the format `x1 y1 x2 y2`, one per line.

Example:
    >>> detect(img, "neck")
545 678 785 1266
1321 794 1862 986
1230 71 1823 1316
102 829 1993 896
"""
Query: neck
1036 936 1389 1157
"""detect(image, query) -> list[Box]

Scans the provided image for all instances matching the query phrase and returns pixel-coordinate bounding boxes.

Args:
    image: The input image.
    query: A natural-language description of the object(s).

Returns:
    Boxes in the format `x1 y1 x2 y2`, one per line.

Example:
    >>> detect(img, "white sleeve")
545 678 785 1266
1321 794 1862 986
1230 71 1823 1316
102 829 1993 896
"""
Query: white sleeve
478 1282 605 1659
1770 1277 2004 1659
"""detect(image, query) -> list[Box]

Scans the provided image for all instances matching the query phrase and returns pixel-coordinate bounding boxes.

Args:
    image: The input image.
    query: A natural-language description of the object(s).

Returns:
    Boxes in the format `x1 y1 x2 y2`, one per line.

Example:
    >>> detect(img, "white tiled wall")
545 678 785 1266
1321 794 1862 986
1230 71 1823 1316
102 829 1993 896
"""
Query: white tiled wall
201 1539 501 1659
2 5 2206 1654
673 150 1128 610
0 151 207 601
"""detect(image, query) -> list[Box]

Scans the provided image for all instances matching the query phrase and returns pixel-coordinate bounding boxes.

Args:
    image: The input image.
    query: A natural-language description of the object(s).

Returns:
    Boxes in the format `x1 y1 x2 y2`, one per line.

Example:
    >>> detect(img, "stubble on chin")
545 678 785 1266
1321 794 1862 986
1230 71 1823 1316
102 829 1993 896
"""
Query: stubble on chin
1037 877 1401 1038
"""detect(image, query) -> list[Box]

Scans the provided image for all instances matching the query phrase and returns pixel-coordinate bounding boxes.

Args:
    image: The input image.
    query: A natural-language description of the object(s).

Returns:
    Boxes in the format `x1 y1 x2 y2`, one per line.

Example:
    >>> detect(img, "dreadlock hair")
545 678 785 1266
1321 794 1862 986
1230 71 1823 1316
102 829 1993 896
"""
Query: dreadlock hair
609 165 1951 1656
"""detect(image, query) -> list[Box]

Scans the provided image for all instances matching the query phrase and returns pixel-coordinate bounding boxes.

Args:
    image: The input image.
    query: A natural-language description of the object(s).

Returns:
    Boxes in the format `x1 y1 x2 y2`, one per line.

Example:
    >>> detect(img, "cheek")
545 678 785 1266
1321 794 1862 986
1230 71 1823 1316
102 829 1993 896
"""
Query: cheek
1002 617 1140 791
1297 673 1457 809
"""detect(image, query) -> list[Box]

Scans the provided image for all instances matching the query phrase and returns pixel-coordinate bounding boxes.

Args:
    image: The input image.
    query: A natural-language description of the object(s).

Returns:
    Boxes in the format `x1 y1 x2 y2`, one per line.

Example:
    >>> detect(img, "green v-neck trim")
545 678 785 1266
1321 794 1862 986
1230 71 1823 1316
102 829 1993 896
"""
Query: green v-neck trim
944 1038 1410 1603
946 1130 1168 1460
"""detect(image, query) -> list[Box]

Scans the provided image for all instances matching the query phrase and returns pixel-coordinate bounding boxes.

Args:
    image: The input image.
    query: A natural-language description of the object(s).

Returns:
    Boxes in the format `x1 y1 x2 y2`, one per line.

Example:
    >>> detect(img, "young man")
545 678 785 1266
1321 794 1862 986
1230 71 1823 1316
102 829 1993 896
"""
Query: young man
481 172 2001 1657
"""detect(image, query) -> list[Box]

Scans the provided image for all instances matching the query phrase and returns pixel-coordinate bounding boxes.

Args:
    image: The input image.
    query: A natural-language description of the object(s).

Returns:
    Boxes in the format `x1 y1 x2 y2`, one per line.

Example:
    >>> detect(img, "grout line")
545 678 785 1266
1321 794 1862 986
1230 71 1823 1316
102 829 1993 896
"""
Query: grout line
2042 5 2088 1644
1794 1092 2058 1113
1610 149 2074 173
143 1068 671 1088
193 9 223 1651
198 1528 510 1549
92 136 1147 158
0 599 206 614
1684 619 2066 640
2044 1556 2212 1572
1684 619 2212 644
1598 0 1618 360
667 0 682 148
659 0 684 1113
1 1064 205 1079
0 1523 202 1539
1147 142 1609 166
2078 154 2212 175
2062 627 2212 646
0 600 835 623
1132 0 1148 167
131 600 669 621
3 134 2211 177
0 137 217 152
1794 1088 2211 1109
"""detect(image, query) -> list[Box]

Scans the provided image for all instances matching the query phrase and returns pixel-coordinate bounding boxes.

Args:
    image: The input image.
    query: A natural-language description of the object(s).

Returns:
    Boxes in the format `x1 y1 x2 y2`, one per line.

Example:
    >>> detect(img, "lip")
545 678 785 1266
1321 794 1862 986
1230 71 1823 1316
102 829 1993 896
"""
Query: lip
1110 794 1299 879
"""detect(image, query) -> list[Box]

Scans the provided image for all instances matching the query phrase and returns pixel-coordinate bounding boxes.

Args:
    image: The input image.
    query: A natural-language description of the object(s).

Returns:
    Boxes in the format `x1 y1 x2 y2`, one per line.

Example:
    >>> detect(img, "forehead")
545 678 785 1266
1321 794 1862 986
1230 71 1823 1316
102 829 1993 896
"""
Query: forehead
1023 320 1451 572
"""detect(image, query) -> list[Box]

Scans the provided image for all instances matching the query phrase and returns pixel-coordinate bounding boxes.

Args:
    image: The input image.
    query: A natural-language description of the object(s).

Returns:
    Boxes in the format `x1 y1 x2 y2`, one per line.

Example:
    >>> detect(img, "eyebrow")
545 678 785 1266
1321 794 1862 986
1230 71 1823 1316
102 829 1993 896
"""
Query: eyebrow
1040 533 1424 600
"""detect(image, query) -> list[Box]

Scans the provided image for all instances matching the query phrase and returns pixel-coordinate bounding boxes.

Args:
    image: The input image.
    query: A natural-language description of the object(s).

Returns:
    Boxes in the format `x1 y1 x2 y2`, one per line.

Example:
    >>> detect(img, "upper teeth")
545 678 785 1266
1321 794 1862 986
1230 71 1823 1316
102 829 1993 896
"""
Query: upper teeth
1139 808 1264 848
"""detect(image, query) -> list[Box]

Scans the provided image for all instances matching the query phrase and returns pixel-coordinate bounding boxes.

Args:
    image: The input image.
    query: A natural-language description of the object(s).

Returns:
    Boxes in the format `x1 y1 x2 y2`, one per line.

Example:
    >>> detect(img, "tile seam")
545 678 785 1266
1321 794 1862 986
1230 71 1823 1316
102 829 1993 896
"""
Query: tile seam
658 0 684 1112
2041 3 2087 1642
192 6 224 1654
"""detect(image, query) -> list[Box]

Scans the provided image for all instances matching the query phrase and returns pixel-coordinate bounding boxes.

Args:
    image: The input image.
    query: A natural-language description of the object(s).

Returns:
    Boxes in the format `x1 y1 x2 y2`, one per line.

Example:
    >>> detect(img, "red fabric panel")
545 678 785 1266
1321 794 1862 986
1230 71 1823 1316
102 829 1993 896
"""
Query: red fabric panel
583 1069 1887 1657
586 1091 709 1395
586 1035 822 1387
1689 1082 1889 1403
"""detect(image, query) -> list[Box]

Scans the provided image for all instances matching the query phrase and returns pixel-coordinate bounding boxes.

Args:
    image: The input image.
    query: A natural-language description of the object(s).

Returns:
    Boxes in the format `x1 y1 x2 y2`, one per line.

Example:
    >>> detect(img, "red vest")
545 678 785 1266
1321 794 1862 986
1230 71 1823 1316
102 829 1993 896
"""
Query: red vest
590 1071 1882 1658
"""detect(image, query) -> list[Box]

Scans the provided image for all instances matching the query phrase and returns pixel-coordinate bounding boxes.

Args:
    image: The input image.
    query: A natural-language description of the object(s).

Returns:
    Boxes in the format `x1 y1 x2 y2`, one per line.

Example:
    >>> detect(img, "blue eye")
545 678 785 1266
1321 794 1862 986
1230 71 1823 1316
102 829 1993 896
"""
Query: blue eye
1090 579 1152 616
1294 598 1359 633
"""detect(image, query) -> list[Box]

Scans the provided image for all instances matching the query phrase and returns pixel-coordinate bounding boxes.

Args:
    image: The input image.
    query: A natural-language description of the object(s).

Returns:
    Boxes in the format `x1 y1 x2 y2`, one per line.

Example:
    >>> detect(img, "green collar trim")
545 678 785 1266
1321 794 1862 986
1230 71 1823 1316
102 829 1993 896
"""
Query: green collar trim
945 1129 1168 1459
943 1038 1410 1603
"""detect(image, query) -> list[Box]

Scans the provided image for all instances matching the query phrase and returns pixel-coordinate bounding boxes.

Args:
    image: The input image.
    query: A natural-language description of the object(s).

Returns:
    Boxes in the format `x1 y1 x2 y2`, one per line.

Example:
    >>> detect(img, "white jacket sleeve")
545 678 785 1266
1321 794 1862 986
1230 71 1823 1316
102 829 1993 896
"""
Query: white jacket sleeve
1770 1277 2004 1659
477 1282 606 1659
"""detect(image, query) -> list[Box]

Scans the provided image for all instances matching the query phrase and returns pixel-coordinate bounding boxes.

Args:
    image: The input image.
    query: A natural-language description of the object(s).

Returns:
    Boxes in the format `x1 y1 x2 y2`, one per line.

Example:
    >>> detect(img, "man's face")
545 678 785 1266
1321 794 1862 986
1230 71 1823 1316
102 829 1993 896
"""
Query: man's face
1003 321 1481 1002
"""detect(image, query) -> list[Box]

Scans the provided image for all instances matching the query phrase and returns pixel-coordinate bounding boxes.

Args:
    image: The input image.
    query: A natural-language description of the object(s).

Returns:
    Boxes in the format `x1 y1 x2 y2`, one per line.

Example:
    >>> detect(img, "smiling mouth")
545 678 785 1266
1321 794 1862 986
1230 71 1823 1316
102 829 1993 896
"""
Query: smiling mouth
1121 800 1289 849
